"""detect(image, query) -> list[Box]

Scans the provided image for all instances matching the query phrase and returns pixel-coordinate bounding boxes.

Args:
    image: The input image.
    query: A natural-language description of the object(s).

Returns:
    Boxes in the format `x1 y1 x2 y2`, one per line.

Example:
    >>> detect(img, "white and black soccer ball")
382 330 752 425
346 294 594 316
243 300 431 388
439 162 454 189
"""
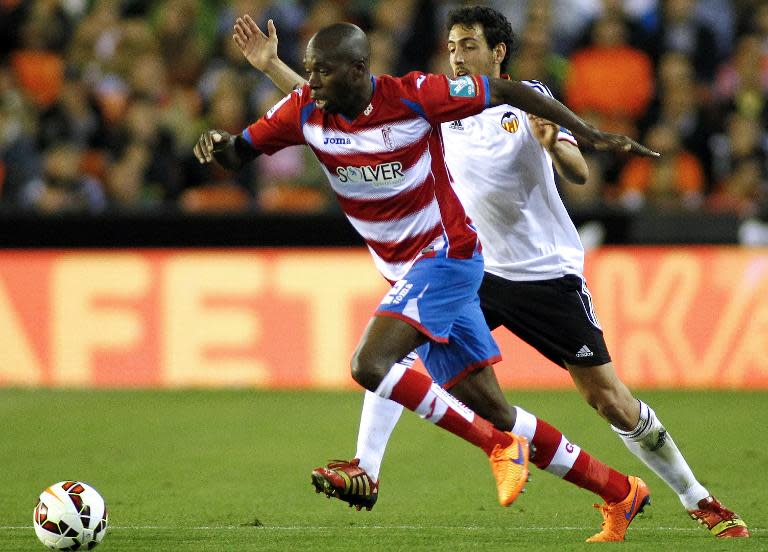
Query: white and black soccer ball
33 481 109 550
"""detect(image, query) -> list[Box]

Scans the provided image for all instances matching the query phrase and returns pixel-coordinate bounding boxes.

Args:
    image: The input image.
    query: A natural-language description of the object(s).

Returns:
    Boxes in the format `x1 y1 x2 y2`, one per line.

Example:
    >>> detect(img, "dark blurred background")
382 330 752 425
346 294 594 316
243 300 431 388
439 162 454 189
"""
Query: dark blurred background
1 0 767 246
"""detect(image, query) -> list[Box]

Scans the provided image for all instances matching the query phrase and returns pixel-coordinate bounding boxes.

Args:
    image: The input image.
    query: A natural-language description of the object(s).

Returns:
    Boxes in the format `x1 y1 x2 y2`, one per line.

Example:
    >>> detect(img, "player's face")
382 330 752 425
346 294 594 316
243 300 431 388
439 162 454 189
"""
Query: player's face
447 23 499 78
304 45 354 114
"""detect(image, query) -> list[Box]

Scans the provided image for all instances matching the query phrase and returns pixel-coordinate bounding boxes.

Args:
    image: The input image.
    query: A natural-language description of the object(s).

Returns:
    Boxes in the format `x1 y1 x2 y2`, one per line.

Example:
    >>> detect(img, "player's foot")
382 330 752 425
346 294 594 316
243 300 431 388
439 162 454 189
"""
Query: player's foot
489 433 529 507
586 475 650 542
310 459 378 511
688 496 749 538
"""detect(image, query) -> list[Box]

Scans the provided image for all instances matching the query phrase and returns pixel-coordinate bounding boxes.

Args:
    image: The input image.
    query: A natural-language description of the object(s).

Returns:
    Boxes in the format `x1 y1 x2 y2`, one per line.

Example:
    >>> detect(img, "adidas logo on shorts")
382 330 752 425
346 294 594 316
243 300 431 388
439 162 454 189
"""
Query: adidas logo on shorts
575 345 594 358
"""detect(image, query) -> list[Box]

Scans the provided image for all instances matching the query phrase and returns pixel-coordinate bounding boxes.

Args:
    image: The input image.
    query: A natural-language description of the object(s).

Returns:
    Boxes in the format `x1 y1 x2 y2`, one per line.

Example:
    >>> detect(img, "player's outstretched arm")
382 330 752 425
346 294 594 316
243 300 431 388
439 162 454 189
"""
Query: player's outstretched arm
233 16 307 94
193 130 259 171
489 78 659 157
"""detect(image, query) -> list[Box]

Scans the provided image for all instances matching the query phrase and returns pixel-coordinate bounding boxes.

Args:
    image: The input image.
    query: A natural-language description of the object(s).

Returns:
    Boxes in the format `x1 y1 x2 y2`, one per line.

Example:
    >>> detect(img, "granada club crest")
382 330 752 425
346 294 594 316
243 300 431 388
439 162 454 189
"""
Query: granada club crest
382 126 395 151
501 111 519 133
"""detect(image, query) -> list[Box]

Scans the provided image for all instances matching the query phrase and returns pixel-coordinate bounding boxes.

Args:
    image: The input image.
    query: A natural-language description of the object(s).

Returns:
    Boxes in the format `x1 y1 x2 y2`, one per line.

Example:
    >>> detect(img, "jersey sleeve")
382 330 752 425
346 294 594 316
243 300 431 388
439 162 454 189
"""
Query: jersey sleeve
241 87 308 155
398 72 490 125
522 80 578 145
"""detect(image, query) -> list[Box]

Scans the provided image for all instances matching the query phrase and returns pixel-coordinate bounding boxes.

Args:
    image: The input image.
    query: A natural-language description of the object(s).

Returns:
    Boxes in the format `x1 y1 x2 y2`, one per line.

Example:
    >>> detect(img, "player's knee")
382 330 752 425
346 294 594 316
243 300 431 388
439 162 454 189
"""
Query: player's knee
590 389 636 429
350 349 386 391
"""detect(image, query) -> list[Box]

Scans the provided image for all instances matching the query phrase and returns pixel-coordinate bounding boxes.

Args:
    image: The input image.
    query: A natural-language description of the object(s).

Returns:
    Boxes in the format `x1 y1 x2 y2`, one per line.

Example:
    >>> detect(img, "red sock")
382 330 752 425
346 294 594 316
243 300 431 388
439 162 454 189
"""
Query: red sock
530 417 630 503
385 367 513 455
563 453 630 504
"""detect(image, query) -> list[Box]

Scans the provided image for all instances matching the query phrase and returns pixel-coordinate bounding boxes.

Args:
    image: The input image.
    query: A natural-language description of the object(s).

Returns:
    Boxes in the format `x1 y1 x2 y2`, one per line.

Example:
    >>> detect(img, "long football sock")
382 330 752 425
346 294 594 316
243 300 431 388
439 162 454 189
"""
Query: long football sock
355 391 403 481
613 400 708 509
512 406 629 503
354 352 415 481
375 363 513 455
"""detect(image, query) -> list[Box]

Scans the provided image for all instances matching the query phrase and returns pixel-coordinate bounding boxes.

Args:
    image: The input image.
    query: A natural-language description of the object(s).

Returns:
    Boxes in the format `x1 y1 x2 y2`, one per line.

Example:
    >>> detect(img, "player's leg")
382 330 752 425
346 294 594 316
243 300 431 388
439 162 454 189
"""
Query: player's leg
350 313 517 455
567 360 748 538
559 274 748 538
347 313 528 506
567 361 704 496
564 359 638 428
448 366 648 542
339 252 528 506
311 368 407 511
480 272 748 537
355 389 404 480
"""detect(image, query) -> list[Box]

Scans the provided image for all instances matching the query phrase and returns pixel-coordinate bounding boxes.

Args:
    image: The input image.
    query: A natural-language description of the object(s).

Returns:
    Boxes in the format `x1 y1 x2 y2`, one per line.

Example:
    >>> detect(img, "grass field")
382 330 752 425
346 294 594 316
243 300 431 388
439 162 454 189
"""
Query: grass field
1 389 765 551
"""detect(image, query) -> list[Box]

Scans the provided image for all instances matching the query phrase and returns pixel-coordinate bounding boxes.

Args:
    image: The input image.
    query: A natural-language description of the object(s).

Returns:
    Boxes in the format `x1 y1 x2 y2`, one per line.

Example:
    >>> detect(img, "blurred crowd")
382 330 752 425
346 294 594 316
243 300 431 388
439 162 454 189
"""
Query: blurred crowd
0 0 766 217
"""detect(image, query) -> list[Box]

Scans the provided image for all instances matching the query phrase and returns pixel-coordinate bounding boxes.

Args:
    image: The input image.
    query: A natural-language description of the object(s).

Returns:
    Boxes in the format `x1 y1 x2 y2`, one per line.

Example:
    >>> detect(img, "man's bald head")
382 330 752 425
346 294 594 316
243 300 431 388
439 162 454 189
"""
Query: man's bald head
308 22 370 65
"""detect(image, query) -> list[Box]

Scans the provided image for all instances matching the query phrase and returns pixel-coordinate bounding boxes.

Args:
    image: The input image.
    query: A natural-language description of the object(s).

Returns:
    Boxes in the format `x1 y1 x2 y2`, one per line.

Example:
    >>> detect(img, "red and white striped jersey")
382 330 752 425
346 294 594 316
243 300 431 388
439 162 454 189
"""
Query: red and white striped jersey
243 72 490 281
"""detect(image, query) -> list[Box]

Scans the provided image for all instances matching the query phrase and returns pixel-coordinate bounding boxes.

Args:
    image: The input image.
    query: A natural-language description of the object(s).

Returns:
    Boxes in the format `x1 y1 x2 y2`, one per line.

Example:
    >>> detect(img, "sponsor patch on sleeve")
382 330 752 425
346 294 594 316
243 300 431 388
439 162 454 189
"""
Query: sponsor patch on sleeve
448 75 477 98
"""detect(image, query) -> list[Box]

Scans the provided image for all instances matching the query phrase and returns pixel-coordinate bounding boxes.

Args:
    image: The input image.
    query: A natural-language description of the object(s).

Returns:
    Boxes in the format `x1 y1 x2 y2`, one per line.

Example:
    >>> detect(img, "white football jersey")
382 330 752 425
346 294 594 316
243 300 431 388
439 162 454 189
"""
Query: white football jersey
441 80 585 281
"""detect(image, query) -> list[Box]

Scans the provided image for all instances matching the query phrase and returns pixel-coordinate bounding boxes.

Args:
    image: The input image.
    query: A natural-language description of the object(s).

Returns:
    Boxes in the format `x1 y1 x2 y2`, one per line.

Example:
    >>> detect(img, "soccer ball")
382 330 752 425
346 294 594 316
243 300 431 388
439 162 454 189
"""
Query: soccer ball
33 481 109 550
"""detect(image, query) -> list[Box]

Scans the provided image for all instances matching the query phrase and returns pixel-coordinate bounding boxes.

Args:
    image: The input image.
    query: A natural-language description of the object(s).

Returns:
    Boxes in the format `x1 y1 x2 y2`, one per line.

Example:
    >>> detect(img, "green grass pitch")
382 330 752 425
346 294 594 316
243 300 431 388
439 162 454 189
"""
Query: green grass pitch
1 389 765 551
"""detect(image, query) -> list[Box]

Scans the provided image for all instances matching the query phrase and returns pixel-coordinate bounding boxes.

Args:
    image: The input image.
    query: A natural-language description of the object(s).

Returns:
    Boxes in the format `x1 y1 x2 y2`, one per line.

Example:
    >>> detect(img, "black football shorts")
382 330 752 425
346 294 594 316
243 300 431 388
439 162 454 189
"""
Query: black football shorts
479 272 611 368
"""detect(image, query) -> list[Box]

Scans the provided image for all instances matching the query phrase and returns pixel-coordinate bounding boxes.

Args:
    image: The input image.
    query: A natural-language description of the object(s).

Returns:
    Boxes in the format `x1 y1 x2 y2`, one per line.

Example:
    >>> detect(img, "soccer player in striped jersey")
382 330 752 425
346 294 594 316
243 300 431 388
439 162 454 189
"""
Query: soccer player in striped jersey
230 8 748 541
199 19 659 539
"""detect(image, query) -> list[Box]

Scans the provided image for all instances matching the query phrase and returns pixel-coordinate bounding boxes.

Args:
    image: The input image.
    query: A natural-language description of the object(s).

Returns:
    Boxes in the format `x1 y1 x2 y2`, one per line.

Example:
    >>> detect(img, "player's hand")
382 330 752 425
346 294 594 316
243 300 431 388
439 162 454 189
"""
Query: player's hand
527 114 559 150
233 15 278 71
579 126 660 157
193 130 232 164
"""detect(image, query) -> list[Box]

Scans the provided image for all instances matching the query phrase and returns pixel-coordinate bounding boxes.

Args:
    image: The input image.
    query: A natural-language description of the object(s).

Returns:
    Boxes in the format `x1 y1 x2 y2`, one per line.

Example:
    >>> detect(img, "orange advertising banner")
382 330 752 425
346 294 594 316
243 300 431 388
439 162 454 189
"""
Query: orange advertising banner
0 247 765 389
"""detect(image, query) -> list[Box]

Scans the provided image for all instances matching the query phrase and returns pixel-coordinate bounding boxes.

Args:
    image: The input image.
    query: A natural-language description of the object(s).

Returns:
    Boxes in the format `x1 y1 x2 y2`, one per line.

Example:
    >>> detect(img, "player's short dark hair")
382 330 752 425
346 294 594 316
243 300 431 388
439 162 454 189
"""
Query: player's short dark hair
446 6 518 72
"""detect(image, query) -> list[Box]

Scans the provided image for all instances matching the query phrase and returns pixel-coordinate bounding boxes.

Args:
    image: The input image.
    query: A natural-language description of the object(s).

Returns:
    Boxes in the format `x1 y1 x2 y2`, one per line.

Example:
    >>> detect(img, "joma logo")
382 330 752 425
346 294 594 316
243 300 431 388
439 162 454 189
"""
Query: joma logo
323 137 352 145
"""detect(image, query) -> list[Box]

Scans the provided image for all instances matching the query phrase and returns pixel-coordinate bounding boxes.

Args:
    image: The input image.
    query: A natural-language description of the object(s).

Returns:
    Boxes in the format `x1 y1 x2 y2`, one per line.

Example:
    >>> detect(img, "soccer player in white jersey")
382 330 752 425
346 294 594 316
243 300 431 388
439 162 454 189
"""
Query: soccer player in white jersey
230 7 749 541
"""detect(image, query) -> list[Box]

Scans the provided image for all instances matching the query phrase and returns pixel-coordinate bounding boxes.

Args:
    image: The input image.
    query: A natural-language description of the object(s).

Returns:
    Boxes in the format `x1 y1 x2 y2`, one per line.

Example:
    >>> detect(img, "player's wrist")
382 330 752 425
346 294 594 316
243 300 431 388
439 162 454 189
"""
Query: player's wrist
262 56 284 77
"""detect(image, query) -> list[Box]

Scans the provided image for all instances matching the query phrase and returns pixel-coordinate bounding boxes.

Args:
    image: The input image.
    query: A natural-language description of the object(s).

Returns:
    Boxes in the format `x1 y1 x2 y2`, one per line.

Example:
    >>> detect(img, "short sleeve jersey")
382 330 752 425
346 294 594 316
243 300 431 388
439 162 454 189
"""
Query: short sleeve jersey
243 72 490 281
441 79 585 280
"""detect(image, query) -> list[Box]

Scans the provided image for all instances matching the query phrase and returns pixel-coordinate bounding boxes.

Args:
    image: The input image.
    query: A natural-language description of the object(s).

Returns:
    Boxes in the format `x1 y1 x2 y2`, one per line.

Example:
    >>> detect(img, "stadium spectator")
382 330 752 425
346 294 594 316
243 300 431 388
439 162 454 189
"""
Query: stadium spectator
21 143 106 214
646 0 720 83
713 33 768 126
105 97 178 209
570 0 654 53
618 122 705 211
37 72 100 151
0 0 26 55
371 0 439 75
696 0 736 60
67 1 125 83
150 0 217 87
707 155 765 217
708 111 768 214
564 13 654 135
641 52 716 188
0 65 42 206
509 13 569 97
8 0 69 110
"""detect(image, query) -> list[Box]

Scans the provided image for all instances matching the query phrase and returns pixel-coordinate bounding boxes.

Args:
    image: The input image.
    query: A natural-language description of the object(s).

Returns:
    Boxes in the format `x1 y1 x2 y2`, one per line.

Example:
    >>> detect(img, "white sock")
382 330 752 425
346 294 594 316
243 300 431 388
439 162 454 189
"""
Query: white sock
355 352 416 481
355 391 403 482
613 400 709 509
